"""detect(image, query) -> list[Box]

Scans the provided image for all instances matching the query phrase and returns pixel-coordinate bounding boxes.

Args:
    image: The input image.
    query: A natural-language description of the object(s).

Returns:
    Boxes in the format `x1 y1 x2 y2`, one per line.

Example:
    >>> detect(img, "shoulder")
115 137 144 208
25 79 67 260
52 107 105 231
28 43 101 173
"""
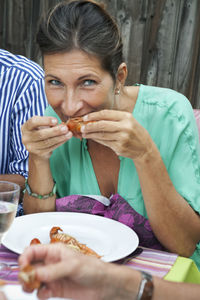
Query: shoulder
139 84 192 113
0 49 44 81
137 84 194 125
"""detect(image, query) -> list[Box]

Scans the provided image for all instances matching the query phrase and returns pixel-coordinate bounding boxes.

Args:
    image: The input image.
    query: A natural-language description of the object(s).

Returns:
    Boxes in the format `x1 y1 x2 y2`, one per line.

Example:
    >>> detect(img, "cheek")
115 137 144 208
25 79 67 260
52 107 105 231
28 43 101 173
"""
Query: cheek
85 88 112 108
45 87 63 108
94 88 115 109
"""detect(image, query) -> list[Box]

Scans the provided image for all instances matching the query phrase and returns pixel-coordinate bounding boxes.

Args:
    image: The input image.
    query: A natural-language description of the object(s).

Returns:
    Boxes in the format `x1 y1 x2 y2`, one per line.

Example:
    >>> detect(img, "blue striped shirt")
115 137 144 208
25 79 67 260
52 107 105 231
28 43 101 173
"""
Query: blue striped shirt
0 49 48 178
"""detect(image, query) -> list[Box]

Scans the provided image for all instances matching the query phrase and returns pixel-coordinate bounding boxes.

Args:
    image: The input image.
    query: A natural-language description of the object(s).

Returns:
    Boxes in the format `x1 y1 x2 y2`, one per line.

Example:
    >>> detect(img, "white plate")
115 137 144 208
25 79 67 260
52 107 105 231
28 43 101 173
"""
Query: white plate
1 285 69 300
2 212 139 262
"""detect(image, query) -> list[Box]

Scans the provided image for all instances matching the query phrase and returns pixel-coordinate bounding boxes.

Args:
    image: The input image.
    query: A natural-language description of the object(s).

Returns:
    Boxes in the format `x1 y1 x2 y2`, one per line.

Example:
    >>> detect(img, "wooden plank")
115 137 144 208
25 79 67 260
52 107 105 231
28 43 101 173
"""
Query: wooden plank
172 0 200 103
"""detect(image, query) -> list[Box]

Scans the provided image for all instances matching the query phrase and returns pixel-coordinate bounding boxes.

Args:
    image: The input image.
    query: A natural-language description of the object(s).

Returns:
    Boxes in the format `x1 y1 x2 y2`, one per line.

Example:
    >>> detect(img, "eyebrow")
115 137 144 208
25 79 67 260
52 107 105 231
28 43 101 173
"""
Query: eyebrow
44 73 98 80
77 74 96 80
44 74 60 80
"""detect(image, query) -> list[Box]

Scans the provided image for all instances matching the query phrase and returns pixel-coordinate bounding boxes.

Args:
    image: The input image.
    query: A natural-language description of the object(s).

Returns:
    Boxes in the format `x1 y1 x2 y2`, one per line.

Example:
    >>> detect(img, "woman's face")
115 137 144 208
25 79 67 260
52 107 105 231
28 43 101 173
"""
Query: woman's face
44 49 116 121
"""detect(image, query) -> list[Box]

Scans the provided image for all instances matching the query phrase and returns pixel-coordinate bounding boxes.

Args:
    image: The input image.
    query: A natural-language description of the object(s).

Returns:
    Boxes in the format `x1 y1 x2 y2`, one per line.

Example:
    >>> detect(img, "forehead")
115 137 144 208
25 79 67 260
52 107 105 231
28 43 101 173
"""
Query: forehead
43 49 105 75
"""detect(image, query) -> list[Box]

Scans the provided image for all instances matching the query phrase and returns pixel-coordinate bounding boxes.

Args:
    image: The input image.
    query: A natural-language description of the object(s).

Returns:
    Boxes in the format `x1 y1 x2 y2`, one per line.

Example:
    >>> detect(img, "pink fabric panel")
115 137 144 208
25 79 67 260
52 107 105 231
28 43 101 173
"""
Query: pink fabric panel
194 109 200 142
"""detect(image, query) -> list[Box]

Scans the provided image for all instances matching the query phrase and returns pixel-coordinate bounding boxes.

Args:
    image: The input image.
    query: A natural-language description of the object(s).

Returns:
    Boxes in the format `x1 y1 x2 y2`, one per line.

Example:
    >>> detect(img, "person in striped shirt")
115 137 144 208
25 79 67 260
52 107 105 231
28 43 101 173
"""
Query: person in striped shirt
0 49 48 203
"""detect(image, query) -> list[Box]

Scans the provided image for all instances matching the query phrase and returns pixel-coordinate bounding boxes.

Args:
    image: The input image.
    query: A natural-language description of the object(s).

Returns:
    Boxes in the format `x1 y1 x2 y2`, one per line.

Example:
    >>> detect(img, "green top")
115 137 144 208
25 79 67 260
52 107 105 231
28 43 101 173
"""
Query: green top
45 84 200 268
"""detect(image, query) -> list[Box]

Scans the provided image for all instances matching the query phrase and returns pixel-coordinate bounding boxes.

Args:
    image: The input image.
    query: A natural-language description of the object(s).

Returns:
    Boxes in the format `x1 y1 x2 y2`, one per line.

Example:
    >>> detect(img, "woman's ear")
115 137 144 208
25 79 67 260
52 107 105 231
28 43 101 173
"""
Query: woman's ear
116 62 128 86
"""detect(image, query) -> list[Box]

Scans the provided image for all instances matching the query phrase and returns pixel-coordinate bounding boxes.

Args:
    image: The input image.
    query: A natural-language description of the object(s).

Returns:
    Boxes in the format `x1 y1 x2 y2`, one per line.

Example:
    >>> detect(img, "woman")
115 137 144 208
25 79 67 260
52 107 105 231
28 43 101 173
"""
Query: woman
22 0 200 266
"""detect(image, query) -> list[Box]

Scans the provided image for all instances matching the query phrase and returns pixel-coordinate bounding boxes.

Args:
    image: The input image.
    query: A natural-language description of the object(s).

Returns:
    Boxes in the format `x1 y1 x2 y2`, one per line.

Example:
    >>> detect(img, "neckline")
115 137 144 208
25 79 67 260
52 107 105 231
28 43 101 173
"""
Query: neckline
132 84 143 115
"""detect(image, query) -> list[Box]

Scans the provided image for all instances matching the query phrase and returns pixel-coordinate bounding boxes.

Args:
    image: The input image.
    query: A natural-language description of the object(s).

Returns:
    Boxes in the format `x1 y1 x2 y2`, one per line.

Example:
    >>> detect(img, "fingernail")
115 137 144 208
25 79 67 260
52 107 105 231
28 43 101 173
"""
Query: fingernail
81 125 85 133
83 115 88 121
65 132 72 138
60 126 68 132
51 118 57 124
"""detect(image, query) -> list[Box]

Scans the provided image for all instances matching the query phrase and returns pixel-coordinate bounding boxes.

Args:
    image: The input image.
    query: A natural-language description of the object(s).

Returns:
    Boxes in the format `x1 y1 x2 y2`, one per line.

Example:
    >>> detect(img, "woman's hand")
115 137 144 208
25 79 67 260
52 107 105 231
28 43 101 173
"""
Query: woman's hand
21 116 72 160
22 116 71 213
81 110 153 160
18 243 140 300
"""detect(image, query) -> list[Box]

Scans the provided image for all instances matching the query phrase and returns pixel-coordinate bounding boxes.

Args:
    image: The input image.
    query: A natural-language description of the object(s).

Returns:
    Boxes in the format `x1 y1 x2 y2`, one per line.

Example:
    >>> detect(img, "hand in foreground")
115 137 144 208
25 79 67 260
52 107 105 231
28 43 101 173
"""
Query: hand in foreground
18 243 140 300
81 110 153 160
21 116 72 160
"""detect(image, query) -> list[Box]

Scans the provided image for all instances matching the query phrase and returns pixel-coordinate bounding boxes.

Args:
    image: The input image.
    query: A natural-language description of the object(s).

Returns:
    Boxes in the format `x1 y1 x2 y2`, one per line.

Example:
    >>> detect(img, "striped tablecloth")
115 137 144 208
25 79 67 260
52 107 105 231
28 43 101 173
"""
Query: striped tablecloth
126 247 178 277
0 245 178 285
0 245 19 284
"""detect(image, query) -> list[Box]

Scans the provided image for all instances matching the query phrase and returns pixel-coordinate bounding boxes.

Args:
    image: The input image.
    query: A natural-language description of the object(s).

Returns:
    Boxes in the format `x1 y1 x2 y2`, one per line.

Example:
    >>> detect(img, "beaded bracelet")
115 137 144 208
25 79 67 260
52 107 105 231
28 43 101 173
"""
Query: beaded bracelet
24 179 56 199
136 271 154 300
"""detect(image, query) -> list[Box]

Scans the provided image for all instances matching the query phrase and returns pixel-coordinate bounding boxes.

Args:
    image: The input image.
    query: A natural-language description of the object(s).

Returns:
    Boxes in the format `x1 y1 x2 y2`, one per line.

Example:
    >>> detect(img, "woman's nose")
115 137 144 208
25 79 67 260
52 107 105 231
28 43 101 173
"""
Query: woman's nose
61 89 83 116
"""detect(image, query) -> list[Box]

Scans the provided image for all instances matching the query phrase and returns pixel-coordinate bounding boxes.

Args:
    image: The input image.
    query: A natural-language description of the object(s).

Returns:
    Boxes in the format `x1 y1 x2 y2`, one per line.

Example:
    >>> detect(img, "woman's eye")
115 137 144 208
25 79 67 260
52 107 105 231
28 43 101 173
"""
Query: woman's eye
83 80 96 87
49 79 61 86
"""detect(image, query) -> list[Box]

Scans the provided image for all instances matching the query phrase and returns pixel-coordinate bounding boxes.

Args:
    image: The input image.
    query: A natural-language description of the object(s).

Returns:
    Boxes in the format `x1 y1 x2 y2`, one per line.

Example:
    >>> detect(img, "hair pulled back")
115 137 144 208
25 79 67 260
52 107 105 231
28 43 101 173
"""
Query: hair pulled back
36 0 124 80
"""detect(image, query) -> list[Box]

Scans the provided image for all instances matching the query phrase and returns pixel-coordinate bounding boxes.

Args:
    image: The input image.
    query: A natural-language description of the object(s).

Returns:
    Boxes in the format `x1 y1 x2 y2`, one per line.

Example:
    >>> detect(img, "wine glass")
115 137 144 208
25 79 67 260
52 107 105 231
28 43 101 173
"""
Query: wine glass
0 181 20 278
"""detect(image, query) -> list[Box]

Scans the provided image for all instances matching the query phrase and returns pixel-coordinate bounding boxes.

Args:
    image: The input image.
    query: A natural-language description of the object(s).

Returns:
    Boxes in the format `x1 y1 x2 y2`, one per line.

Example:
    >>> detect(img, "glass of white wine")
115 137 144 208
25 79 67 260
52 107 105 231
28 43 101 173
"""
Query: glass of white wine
0 181 20 278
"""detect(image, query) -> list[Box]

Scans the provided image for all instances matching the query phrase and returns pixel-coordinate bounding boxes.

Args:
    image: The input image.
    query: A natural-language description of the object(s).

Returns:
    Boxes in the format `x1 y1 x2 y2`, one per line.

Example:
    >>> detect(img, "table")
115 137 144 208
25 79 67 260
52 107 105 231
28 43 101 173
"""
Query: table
1 245 200 300
0 245 199 285
126 247 200 284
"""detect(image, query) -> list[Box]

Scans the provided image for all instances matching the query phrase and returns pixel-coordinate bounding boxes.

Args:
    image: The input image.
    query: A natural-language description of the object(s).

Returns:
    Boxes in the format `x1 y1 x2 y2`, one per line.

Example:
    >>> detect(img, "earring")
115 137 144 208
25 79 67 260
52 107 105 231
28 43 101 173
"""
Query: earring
115 88 120 95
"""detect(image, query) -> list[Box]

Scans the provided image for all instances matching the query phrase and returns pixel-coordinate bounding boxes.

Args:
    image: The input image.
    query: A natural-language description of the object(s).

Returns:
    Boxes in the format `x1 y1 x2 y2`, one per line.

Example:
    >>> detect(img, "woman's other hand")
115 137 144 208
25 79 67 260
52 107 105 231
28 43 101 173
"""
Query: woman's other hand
21 116 72 160
81 109 153 160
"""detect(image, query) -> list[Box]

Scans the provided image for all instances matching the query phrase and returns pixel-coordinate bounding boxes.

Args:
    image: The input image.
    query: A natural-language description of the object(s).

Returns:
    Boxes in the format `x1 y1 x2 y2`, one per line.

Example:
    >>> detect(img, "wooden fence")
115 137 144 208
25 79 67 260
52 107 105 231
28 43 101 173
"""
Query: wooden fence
0 0 200 107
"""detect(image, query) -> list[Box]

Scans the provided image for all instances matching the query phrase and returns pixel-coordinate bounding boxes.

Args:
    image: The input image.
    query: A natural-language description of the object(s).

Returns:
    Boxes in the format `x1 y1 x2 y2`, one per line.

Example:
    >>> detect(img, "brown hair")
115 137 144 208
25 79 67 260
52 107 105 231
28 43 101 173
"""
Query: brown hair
36 0 124 81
